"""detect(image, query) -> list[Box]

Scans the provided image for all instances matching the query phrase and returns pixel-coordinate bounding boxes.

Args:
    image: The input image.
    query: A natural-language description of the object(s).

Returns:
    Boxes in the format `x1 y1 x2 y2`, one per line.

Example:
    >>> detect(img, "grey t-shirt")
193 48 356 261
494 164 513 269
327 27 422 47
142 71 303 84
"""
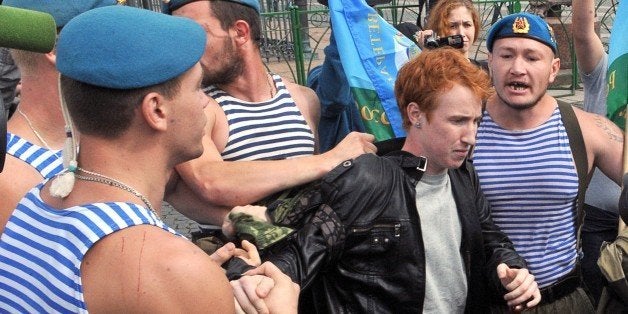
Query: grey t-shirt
416 173 467 314
581 54 620 213
581 53 608 115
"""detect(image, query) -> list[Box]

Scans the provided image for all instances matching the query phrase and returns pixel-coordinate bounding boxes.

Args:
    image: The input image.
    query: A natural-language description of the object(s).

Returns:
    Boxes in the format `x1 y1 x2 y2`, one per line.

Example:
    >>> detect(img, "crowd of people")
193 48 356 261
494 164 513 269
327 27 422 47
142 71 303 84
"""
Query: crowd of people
0 0 625 312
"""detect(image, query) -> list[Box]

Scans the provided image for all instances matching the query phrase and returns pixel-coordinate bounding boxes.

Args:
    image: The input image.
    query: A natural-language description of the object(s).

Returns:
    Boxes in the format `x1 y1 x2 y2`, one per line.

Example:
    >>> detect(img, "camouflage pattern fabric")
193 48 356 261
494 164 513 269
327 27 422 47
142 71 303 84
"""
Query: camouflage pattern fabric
230 182 325 250
229 212 294 250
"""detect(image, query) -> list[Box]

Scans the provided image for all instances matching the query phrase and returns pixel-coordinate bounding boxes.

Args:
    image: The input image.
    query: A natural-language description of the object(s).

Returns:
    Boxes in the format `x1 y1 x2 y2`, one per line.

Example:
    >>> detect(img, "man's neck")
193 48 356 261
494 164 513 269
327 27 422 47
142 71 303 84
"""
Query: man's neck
217 56 274 103
8 78 66 149
47 138 171 216
485 94 557 130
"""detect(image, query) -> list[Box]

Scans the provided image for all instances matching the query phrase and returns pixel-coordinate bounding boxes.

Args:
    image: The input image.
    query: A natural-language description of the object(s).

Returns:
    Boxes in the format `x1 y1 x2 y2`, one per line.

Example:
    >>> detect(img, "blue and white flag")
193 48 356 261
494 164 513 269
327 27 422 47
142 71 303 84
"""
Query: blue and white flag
607 0 628 130
329 0 419 140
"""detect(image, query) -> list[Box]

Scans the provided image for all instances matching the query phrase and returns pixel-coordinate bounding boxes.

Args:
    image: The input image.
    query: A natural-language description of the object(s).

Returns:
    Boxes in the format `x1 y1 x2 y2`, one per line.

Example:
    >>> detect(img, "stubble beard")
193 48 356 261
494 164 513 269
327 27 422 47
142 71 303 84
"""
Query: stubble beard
202 39 244 87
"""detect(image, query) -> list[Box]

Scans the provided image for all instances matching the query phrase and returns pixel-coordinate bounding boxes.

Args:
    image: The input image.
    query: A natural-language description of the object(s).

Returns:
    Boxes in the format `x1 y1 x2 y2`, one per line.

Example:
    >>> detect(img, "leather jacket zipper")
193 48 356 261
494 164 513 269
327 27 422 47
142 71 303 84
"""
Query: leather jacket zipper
350 223 401 237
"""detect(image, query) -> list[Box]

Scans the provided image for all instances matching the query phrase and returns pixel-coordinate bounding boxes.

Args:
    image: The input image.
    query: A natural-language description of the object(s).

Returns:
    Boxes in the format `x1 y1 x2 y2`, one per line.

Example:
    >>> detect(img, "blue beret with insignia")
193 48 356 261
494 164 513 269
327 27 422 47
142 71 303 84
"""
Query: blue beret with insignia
161 0 260 14
56 6 206 89
486 12 557 53
2 0 121 28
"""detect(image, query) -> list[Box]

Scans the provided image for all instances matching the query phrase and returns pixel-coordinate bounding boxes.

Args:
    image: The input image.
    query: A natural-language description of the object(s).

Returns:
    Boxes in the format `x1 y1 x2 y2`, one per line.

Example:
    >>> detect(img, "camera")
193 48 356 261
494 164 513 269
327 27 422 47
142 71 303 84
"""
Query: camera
424 34 464 49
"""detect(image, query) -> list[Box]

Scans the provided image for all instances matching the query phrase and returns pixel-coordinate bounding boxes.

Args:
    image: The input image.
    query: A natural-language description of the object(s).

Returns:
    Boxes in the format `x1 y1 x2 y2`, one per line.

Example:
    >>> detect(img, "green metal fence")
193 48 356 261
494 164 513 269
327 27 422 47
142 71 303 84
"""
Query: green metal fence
258 0 617 95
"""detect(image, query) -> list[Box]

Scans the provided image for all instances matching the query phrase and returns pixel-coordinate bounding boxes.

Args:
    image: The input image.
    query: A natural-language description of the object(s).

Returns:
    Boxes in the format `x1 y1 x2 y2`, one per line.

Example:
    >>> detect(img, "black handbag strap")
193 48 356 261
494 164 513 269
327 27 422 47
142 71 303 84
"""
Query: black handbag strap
1 96 7 172
557 101 589 252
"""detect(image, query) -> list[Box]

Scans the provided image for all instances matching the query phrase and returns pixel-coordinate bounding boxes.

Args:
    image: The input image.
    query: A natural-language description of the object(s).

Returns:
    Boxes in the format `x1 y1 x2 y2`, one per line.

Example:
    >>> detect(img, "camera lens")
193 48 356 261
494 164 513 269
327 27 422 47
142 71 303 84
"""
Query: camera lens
424 36 439 49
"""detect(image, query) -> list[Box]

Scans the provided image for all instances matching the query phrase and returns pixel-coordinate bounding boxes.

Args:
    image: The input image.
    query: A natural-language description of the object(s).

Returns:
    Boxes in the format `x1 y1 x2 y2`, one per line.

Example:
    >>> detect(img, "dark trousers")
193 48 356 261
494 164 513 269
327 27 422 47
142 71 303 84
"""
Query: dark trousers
582 204 620 306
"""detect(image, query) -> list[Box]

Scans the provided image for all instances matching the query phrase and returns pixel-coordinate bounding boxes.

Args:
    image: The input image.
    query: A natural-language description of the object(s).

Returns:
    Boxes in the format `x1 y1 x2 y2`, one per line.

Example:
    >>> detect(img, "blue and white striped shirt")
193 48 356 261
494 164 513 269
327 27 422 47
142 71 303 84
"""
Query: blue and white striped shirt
473 107 579 288
0 183 181 313
207 74 315 161
6 133 63 179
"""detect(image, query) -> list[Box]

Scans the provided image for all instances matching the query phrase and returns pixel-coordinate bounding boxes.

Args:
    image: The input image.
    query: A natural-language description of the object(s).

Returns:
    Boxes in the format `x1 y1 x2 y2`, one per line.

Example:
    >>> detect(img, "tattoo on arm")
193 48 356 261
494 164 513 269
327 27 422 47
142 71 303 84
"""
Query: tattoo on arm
594 115 623 143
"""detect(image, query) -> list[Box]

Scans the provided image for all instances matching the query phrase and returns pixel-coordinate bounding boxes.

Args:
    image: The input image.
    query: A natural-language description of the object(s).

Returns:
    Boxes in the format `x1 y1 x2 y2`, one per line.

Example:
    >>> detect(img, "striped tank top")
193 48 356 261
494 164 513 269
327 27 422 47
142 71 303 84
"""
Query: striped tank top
6 133 64 179
0 183 182 313
206 74 315 161
473 107 579 288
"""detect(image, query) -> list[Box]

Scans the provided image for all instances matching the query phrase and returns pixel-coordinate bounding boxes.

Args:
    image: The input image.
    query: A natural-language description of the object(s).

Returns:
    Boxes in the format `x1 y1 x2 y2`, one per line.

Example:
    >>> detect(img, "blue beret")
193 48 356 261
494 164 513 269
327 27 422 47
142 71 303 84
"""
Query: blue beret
56 6 206 89
486 12 557 53
162 0 260 14
3 0 120 28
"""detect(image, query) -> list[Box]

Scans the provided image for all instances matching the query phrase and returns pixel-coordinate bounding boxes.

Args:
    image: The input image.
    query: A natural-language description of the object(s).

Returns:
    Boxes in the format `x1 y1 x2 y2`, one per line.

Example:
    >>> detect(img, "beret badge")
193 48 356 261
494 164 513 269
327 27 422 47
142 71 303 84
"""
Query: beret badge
512 17 530 34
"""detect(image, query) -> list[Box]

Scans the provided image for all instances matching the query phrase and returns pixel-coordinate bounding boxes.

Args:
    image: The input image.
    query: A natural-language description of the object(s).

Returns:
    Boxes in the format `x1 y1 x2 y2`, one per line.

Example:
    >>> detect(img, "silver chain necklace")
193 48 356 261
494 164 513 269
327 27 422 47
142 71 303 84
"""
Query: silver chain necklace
75 167 156 214
266 73 275 99
17 108 52 150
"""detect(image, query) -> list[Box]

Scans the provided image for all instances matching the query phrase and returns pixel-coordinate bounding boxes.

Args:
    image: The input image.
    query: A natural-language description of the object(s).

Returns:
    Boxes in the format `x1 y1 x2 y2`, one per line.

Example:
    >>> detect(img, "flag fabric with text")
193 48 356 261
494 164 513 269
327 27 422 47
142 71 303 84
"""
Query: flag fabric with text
328 0 419 140
606 0 628 130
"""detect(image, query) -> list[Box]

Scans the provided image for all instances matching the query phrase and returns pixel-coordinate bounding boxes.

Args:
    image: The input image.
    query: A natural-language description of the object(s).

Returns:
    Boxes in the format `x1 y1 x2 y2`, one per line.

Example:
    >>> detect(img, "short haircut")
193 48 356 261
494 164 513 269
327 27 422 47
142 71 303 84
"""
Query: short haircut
425 0 480 44
60 74 182 138
9 49 39 74
395 48 492 129
209 0 261 46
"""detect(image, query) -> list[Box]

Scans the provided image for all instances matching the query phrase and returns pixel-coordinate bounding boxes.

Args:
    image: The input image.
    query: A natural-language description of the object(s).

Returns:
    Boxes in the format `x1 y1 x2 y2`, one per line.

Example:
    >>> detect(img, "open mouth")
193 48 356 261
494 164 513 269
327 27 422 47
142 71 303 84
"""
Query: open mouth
508 81 529 91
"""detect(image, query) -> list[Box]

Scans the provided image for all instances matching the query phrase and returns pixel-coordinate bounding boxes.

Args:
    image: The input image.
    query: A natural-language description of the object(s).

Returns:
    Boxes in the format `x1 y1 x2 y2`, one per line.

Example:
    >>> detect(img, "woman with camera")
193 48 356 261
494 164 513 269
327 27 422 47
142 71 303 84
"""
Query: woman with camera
415 0 487 71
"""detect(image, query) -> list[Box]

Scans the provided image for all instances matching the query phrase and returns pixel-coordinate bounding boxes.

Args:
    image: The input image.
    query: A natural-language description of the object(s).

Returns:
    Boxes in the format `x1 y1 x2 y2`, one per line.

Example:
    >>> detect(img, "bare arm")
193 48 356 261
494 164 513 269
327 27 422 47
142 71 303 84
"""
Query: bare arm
170 102 376 225
572 0 606 74
575 108 623 184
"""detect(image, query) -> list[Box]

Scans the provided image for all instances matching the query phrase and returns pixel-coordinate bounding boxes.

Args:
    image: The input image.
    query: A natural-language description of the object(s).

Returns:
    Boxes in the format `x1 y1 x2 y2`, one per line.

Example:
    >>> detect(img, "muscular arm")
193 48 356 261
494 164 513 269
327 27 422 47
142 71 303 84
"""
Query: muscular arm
572 0 606 74
168 100 375 225
575 108 623 185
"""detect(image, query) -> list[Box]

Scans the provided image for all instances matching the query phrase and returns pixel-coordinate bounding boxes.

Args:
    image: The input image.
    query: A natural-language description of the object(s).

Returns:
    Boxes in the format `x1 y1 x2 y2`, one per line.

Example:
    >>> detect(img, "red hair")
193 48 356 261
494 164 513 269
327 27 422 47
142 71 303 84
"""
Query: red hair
425 0 480 43
395 48 492 129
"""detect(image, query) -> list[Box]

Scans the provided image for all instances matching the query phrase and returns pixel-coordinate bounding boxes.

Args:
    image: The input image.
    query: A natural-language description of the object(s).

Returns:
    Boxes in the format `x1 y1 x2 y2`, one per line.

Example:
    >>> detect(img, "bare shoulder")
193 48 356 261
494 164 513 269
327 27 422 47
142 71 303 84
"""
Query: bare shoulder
572 106 623 144
283 78 321 127
572 105 623 183
0 156 45 232
81 225 234 312
283 79 319 108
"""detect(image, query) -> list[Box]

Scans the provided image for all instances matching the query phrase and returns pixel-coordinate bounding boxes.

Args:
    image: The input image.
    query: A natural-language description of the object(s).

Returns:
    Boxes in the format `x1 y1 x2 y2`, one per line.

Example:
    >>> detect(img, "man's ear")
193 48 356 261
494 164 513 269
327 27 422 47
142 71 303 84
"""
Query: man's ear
44 49 56 65
232 20 251 45
140 92 168 131
487 52 493 78
548 56 561 84
406 102 424 125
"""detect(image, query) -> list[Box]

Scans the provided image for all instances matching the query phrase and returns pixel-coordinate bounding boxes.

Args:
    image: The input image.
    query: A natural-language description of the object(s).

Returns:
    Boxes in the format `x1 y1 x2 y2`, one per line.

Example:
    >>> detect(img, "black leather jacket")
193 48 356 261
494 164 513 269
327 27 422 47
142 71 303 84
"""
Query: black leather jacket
265 151 526 313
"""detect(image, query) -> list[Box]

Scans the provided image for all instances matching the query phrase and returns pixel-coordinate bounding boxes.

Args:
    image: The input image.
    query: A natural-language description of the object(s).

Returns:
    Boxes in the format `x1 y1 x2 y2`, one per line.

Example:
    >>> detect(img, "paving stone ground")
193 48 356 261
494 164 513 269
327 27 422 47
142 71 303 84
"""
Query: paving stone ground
161 202 200 239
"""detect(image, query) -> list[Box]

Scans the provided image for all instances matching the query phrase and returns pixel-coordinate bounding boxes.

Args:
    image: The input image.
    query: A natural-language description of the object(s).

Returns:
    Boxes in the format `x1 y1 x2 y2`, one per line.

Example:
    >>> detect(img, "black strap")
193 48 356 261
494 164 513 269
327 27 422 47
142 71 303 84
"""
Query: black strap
557 101 589 252
1 96 7 172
